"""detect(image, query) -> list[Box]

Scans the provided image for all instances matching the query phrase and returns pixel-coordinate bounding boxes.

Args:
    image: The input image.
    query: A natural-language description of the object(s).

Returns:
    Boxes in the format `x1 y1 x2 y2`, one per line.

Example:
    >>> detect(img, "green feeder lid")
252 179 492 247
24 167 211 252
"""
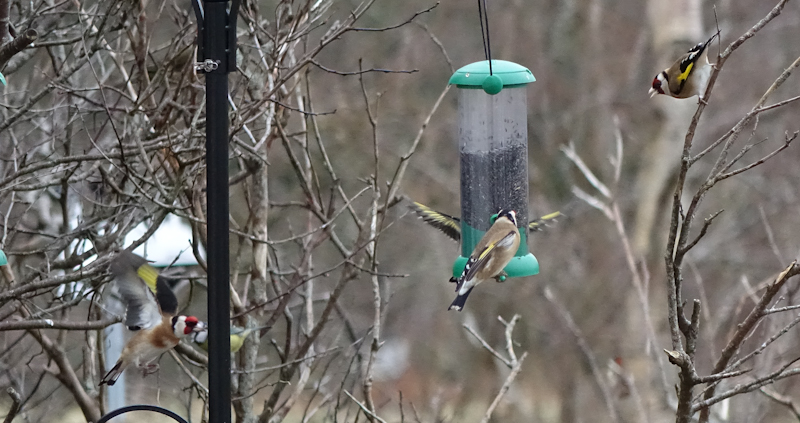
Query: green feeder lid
0 250 7 266
449 60 535 94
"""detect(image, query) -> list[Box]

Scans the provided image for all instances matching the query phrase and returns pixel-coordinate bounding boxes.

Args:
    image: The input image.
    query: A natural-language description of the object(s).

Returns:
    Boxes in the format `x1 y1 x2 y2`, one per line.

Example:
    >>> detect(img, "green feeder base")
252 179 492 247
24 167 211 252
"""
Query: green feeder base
0 250 7 266
452 252 539 280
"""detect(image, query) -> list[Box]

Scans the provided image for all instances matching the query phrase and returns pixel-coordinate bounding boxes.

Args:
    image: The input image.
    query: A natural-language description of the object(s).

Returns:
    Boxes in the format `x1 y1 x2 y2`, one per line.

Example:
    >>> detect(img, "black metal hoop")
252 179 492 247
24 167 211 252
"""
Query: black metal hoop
97 404 189 423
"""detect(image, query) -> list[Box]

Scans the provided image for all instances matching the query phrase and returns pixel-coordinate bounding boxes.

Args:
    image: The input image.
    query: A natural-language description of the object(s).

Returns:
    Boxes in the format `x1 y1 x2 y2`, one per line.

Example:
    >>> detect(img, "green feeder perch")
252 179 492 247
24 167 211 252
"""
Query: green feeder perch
448 60 539 279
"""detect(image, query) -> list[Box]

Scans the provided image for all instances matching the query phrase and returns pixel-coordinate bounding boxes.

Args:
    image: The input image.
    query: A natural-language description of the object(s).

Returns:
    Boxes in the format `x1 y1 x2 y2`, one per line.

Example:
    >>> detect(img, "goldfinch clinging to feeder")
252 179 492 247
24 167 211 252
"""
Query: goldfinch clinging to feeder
649 32 719 100
191 322 267 353
449 209 521 311
410 201 561 241
99 251 202 386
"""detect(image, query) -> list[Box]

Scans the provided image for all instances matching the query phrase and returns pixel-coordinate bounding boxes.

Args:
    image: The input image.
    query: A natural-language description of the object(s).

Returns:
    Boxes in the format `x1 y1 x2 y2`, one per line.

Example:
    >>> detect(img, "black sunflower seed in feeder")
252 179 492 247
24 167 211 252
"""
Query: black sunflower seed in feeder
459 143 528 231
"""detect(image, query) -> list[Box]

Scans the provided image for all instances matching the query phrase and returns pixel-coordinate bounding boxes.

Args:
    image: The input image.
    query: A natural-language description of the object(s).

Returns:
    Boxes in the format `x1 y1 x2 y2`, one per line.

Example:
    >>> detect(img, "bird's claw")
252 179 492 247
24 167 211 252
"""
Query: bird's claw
494 271 508 283
141 363 159 376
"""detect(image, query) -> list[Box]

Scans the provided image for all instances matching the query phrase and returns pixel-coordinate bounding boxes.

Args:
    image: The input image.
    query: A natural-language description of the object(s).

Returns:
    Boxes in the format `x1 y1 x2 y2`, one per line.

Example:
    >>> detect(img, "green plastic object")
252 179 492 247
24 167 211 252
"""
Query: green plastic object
481 74 503 95
0 72 6 86
452 221 540 279
449 60 535 94
0 250 7 266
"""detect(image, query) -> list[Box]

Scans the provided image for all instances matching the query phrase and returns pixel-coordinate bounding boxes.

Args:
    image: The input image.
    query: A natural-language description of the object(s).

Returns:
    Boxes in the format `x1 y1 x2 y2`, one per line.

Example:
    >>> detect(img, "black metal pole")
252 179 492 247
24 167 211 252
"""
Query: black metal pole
194 0 238 421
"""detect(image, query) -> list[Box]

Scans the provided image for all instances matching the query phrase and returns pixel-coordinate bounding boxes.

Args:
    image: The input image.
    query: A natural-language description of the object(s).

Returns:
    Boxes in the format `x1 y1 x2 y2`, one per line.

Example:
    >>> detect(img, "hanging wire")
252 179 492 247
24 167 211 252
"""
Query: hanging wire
478 0 493 75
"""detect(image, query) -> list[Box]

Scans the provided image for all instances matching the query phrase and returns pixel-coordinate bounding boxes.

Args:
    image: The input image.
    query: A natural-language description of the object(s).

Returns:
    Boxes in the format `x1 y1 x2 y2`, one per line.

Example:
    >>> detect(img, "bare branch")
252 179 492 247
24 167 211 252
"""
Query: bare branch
0 316 121 331
561 143 611 199
480 351 527 423
0 28 37 68
344 390 388 423
2 387 21 423
463 323 511 367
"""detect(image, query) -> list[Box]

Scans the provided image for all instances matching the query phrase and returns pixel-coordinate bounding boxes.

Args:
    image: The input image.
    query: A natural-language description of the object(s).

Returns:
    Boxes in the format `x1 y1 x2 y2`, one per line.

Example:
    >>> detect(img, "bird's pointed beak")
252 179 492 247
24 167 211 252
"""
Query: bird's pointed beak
193 321 207 332
648 87 658 98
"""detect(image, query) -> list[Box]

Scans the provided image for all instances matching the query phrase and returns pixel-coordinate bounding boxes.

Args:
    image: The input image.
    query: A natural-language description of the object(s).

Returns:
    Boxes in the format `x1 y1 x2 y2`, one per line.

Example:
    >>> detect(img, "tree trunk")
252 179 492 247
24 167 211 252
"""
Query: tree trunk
636 0 704 257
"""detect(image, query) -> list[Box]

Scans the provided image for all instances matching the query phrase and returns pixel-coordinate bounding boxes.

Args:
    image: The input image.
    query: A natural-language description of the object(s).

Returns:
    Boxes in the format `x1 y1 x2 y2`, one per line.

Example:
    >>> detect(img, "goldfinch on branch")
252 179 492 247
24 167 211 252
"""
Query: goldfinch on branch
649 32 719 100
191 322 268 353
449 209 521 311
410 202 561 241
99 251 202 386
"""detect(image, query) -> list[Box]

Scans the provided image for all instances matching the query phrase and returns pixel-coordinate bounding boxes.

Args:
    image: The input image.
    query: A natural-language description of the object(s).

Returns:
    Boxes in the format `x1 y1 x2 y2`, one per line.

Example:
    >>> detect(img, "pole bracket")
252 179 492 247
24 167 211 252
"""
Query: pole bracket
195 59 220 72
191 0 240 74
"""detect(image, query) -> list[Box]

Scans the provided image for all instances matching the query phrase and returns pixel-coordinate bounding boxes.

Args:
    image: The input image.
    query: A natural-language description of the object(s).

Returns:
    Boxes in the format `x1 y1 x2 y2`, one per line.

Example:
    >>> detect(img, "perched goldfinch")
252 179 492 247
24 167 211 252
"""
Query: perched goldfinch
449 209 521 311
191 323 267 353
410 201 561 242
99 251 202 386
649 32 718 100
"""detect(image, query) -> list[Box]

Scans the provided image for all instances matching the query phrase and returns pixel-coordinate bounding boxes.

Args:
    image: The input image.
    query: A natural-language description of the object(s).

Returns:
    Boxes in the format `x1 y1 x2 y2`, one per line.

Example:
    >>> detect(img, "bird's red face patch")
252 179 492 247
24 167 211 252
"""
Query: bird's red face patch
651 76 664 94
171 315 203 337
183 316 200 335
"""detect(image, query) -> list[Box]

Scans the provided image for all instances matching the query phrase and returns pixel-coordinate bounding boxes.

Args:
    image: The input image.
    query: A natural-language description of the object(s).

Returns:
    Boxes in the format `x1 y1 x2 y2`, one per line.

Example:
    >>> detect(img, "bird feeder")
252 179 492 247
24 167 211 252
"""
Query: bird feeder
449 60 539 279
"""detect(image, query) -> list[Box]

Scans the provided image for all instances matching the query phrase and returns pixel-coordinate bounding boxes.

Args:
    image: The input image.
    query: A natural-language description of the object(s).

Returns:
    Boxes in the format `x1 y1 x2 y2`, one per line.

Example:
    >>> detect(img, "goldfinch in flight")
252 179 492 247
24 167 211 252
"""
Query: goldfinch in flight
649 32 719 100
100 251 202 386
449 209 521 311
410 202 561 242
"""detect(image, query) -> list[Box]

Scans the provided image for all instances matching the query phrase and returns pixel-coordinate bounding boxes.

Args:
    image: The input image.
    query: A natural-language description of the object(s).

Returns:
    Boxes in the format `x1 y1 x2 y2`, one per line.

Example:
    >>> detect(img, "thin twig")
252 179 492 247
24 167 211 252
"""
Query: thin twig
544 286 619 421
344 390 388 423
463 323 510 367
759 388 800 421
479 352 528 423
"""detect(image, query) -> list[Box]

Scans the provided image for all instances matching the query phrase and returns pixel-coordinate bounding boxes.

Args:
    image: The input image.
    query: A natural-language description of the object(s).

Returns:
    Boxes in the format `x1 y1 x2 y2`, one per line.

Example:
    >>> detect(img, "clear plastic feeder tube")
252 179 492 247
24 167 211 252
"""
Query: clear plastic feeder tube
459 86 528 245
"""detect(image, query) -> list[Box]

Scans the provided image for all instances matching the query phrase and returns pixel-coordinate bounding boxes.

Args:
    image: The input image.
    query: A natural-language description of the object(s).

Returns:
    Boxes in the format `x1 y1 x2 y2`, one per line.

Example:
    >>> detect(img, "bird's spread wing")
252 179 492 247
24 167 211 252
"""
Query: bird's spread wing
110 252 162 330
460 230 517 282
136 264 179 316
413 201 562 238
109 251 177 329
528 211 562 232
410 202 461 241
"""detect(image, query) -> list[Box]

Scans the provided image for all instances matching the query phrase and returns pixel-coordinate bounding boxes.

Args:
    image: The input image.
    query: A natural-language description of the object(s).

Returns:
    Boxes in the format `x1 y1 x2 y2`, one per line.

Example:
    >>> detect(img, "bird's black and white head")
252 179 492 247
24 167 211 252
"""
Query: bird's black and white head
649 71 668 98
497 209 518 227
171 315 202 337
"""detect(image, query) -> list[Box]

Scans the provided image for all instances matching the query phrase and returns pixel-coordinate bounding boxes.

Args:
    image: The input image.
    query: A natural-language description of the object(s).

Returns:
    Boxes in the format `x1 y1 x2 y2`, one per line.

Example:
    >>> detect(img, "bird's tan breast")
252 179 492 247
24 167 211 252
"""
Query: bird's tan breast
148 320 180 348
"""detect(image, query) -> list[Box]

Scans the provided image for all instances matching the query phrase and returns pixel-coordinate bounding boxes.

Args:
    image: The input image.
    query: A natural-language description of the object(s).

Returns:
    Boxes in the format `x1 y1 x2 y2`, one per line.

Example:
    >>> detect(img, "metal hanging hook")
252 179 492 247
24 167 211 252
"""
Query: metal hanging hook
97 405 190 423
